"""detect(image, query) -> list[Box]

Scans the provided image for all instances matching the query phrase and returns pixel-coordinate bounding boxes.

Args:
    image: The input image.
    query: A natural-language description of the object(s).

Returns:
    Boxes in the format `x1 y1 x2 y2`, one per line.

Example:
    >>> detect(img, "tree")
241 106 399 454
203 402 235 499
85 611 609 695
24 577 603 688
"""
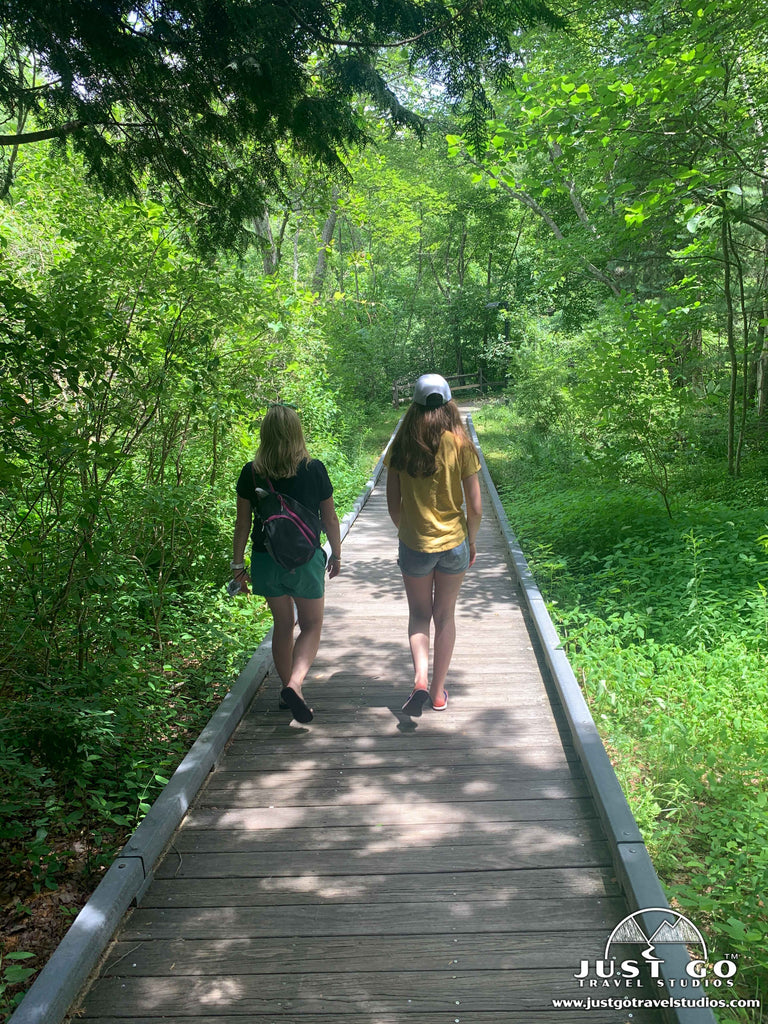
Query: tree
449 0 768 474
303 131 532 395
0 0 562 249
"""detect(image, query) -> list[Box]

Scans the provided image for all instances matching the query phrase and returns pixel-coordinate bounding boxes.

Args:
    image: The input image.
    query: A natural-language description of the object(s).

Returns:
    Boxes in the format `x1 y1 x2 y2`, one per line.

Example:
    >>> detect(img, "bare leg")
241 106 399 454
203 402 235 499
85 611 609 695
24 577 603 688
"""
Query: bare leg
286 595 325 698
266 595 296 686
402 572 436 691
430 570 466 704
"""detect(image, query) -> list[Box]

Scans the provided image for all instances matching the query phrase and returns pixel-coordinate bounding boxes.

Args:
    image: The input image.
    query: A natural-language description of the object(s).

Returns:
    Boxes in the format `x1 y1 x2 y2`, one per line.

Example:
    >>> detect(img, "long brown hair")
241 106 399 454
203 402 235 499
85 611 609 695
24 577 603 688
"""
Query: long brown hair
253 405 312 479
389 400 476 478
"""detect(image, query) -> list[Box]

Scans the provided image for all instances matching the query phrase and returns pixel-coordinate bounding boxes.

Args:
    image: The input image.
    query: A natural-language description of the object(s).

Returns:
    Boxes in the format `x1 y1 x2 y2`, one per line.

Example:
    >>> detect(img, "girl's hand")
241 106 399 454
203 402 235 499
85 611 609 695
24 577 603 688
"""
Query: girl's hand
468 542 477 568
232 568 250 595
327 554 341 579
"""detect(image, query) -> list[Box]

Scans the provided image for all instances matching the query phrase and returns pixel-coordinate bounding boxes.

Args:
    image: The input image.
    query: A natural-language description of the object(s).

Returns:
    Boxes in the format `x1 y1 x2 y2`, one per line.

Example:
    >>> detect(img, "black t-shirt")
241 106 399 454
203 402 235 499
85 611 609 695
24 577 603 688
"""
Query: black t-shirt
236 458 333 552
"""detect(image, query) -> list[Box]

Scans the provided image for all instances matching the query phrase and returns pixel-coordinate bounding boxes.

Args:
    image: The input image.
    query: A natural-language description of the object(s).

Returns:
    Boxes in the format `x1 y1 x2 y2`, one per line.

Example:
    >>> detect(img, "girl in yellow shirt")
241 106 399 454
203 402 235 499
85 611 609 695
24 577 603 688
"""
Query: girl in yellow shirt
385 374 482 715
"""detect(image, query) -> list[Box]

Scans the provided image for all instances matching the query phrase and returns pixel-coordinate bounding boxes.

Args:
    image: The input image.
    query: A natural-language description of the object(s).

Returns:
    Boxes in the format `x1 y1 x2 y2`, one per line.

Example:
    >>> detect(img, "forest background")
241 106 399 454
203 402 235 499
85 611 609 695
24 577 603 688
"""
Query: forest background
0 0 766 1019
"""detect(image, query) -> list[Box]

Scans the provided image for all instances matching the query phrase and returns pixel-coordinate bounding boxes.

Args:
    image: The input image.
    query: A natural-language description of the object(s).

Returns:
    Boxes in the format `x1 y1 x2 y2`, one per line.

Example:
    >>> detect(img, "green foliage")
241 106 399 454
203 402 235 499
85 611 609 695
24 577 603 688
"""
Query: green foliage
508 337 576 434
0 0 561 248
476 400 768 1016
573 342 686 517
0 950 36 1017
445 0 768 480
317 133 538 396
0 136 397 973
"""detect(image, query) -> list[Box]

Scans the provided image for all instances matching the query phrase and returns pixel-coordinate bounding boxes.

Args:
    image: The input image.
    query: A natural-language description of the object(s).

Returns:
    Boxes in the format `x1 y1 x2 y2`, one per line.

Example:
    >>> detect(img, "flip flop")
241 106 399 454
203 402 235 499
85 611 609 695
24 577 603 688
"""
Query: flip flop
401 688 430 717
431 689 448 711
280 687 314 724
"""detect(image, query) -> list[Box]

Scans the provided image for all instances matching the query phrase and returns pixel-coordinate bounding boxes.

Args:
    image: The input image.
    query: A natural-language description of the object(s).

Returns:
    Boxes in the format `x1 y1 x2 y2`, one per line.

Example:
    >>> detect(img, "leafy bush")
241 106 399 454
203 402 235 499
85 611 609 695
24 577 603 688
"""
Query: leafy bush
0 140 401 1001
508 338 576 435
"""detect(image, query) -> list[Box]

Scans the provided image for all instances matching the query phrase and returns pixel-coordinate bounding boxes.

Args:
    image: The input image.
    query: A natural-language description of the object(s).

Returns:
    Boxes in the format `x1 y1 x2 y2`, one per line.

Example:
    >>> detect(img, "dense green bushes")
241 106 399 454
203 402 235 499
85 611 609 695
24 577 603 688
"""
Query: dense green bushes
476 399 768 1019
0 398 393 1015
0 140 399 1016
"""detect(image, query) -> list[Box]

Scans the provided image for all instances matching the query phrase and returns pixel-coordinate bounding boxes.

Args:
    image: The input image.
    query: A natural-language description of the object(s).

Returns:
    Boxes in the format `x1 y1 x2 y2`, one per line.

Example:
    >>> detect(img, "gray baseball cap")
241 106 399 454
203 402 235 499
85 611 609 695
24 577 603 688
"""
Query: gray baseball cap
412 373 452 408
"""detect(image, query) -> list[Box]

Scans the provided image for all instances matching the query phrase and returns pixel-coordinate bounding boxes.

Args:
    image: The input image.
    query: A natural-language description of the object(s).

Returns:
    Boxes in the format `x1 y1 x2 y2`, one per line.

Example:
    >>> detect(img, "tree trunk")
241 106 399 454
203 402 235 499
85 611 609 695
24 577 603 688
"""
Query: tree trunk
292 219 302 283
252 209 280 275
726 221 751 477
311 189 340 297
722 213 738 476
337 220 344 292
756 319 768 419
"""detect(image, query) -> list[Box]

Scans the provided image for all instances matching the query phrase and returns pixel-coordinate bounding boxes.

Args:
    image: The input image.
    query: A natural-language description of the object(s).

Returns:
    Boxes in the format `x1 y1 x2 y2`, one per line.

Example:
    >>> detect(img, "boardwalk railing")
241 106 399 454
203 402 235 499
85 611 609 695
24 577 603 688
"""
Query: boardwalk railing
392 368 504 406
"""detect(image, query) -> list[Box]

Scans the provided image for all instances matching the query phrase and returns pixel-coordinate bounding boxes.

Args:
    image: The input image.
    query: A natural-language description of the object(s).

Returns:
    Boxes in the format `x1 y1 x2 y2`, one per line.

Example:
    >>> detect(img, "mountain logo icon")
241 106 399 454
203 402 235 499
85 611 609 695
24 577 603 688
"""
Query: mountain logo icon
604 908 708 962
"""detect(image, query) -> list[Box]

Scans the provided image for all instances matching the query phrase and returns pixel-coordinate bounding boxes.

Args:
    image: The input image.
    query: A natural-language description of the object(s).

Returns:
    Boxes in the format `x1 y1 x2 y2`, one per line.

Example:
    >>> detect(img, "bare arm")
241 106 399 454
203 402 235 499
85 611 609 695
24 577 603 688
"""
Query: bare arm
386 468 401 528
320 495 342 579
462 472 482 567
230 495 252 593
233 495 252 566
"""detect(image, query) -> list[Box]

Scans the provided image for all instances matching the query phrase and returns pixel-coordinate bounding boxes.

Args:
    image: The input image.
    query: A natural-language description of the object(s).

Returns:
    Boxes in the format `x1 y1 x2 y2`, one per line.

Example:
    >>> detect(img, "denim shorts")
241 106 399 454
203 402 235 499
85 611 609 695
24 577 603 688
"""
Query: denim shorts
398 538 470 577
250 547 327 599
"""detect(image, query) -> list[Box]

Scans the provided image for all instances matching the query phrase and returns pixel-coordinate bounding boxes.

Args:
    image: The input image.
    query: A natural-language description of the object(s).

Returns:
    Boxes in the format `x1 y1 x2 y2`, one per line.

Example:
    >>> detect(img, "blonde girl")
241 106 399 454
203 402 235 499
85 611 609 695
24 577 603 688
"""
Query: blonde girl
232 404 341 723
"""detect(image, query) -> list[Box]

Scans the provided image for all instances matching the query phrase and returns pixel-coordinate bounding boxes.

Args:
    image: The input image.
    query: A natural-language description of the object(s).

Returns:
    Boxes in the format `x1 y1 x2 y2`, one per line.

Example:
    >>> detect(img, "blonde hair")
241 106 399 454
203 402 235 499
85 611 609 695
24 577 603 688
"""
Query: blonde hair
253 405 312 479
389 399 476 478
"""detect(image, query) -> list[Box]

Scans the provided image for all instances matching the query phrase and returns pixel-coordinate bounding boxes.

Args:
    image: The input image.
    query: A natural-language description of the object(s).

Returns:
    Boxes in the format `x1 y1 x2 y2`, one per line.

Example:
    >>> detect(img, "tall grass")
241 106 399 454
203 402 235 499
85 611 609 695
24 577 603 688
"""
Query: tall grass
475 402 768 1021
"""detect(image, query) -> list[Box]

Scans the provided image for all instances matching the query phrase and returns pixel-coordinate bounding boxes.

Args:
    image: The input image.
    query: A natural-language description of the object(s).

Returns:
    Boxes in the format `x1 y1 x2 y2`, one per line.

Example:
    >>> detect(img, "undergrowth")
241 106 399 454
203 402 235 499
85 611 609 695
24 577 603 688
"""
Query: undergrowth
475 401 768 1021
0 406 399 1019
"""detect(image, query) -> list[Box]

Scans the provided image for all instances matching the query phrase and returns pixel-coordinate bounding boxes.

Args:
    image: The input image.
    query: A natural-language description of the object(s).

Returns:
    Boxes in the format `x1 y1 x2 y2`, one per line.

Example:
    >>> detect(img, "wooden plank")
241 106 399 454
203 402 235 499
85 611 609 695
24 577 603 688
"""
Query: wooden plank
200 773 590 807
220 745 580 771
204 762 586 791
244 689 563 708
99 930 617 975
141 866 622 907
79 969 661 1017
224 732 572 757
182 798 597 831
153 840 612 878
241 696 566 716
82 1014 657 1024
224 734 570 759
273 689 563 706
121 896 626 941
250 667 552 686
170 817 607 854
239 706 567 731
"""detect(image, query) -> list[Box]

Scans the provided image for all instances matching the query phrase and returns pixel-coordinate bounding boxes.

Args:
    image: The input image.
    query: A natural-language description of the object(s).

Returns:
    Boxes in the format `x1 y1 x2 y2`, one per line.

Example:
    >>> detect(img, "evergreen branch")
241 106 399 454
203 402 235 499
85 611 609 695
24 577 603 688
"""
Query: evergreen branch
0 121 85 145
282 0 483 51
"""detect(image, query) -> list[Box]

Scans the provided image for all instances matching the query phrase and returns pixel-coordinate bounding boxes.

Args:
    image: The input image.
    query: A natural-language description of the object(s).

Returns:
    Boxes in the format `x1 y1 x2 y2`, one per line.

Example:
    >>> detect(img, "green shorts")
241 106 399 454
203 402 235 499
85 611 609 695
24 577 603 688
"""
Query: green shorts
250 547 327 600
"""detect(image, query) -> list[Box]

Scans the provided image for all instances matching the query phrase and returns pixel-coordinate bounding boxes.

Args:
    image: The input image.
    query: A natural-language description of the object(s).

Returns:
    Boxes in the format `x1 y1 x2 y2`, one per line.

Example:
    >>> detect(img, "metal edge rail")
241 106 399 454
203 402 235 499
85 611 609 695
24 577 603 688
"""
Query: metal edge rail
10 441 394 1024
466 414 717 1024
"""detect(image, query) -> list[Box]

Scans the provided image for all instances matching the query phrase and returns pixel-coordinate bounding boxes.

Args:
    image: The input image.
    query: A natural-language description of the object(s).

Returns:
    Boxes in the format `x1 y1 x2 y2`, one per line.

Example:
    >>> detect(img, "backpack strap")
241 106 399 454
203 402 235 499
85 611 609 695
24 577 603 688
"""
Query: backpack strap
252 463 277 498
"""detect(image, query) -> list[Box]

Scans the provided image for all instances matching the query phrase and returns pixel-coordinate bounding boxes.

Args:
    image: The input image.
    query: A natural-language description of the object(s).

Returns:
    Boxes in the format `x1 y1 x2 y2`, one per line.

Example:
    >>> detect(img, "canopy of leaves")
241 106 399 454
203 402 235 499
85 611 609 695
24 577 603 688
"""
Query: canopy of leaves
0 0 562 249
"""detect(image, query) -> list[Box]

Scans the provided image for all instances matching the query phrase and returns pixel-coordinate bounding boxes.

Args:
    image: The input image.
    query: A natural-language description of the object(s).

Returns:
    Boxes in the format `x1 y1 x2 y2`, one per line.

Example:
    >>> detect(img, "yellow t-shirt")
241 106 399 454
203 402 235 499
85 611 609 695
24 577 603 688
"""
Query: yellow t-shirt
386 431 480 552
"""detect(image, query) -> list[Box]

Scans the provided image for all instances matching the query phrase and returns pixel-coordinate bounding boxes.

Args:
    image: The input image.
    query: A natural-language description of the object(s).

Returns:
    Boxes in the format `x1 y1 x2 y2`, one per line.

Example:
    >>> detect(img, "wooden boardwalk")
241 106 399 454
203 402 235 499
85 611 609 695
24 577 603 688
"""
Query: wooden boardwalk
77 461 662 1023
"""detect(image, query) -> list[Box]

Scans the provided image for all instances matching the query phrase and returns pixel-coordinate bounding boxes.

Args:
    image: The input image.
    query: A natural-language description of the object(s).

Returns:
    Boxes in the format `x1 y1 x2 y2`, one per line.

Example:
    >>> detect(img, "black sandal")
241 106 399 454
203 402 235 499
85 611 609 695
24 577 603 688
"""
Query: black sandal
401 688 430 717
280 687 314 724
